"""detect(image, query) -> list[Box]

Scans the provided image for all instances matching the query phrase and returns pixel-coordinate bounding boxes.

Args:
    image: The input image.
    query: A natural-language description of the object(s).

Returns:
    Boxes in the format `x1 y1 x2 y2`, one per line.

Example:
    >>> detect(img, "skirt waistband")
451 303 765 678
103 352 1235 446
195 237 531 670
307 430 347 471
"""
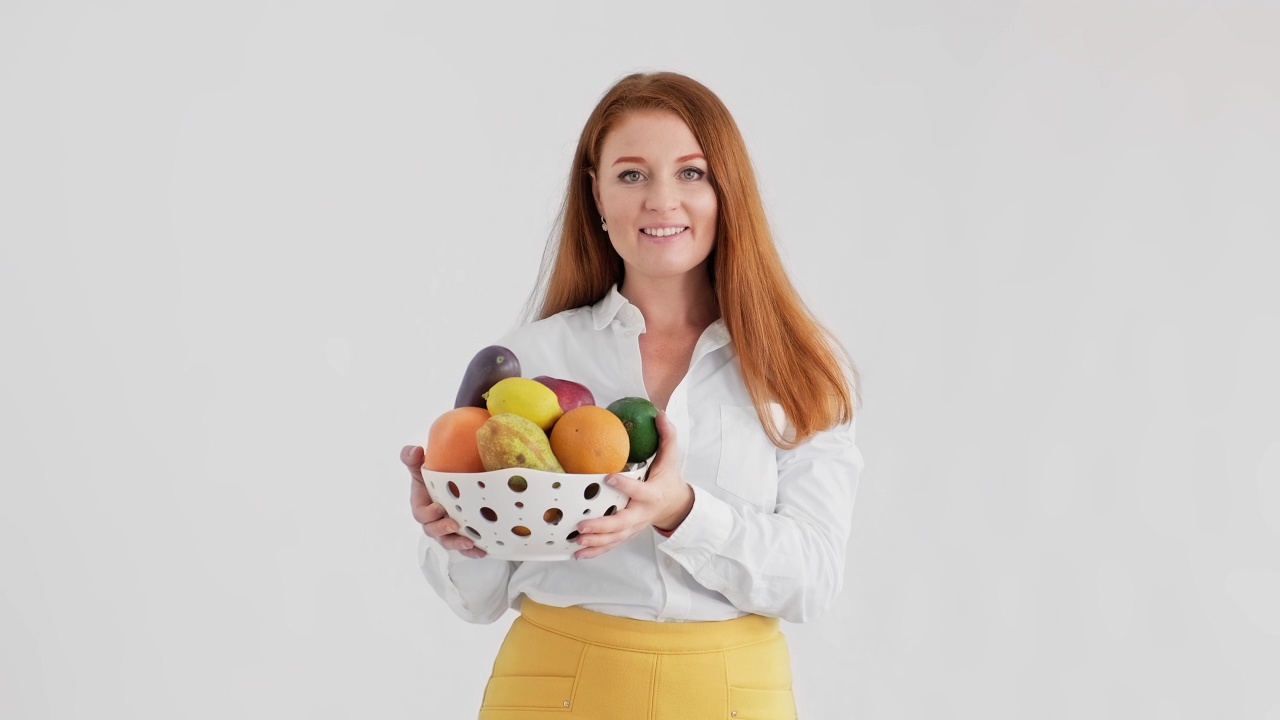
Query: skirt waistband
516 597 780 654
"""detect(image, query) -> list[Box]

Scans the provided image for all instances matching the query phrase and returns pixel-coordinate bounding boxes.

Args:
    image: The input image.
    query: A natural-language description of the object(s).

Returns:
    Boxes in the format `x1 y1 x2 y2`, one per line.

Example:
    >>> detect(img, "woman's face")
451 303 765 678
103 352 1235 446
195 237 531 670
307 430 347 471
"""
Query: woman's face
590 110 718 285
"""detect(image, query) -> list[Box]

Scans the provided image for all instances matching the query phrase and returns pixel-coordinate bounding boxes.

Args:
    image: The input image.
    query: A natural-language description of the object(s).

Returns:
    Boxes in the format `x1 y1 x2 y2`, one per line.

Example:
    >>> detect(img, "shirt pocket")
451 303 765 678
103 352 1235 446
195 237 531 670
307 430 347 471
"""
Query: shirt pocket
715 404 780 509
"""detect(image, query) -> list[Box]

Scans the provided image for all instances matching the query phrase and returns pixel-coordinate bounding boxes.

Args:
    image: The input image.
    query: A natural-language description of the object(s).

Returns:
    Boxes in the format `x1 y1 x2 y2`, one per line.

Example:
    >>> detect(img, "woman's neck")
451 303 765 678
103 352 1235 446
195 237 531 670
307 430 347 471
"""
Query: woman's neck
618 271 719 333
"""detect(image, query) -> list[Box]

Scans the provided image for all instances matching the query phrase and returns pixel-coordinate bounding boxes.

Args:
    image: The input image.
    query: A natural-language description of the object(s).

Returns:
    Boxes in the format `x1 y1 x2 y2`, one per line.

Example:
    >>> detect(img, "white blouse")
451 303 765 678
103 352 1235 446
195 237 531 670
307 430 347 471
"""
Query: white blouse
419 285 864 623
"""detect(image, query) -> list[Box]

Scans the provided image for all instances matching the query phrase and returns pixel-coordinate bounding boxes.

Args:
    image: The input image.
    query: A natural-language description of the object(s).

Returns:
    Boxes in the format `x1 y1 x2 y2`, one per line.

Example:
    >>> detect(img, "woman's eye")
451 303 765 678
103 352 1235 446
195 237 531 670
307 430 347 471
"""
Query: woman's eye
680 167 705 181
619 170 643 183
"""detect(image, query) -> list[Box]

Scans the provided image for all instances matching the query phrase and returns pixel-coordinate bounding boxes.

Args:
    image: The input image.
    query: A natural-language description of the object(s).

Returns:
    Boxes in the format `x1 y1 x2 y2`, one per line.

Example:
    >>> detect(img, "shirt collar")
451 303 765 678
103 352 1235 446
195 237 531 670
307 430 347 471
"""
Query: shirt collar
590 283 731 349
591 284 631 330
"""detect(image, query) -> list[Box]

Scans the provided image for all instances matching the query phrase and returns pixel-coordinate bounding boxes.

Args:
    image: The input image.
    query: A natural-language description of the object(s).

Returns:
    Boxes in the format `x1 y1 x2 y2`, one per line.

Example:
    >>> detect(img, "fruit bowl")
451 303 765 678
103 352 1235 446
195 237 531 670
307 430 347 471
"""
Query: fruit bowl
423 460 649 561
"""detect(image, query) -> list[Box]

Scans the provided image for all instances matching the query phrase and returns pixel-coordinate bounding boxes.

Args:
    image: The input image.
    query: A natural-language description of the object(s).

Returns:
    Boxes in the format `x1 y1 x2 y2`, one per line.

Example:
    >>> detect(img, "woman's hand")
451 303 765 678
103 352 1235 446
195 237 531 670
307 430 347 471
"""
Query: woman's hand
402 445 488 559
572 412 694 560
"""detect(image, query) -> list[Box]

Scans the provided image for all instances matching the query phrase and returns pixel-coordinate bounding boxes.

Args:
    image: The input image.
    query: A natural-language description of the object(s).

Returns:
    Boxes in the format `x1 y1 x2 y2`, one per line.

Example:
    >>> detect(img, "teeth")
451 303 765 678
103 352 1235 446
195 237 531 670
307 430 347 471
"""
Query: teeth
641 227 687 237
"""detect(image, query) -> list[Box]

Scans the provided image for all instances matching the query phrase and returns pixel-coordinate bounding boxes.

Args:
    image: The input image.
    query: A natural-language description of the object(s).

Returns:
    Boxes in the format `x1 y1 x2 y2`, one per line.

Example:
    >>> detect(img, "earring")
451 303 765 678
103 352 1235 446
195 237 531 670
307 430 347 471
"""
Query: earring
601 217 608 232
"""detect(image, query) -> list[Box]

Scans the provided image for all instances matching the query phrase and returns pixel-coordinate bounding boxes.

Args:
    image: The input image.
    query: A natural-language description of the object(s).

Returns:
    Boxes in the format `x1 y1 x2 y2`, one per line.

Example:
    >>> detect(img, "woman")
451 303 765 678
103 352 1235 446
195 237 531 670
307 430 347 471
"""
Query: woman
402 71 864 719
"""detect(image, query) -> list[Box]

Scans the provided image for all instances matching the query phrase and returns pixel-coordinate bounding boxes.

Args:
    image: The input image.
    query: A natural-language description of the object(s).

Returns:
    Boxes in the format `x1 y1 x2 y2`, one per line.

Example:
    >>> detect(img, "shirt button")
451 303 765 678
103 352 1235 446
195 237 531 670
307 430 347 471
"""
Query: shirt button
663 557 674 569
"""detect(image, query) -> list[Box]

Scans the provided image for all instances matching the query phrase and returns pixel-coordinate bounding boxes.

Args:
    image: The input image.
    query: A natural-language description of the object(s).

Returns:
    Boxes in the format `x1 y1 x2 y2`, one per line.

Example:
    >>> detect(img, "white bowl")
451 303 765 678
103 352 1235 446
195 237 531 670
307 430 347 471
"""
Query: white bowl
423 461 649 561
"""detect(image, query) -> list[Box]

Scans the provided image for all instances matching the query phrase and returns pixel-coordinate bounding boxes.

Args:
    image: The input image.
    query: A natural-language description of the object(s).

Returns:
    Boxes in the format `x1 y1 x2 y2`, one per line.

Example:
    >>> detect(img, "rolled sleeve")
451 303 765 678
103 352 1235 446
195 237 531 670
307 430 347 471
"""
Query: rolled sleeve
654 419 862 622
653 484 734 572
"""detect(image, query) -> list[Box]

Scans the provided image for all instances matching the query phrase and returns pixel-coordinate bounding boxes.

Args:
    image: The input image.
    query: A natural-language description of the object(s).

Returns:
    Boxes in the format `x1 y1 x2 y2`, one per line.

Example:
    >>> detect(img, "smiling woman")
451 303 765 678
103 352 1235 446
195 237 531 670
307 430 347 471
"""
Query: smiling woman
404 71 865 720
587 111 719 286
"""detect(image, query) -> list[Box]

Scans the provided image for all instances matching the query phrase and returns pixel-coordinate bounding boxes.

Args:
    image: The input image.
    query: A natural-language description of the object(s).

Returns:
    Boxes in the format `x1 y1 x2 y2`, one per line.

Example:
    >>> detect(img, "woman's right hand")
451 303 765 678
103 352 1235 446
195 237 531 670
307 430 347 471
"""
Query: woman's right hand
402 445 488 558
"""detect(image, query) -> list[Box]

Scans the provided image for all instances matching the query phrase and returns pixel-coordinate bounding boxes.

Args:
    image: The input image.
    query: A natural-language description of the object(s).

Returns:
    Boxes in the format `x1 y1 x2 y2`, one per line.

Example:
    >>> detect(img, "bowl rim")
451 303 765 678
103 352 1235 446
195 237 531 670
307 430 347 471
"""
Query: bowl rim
422 458 651 481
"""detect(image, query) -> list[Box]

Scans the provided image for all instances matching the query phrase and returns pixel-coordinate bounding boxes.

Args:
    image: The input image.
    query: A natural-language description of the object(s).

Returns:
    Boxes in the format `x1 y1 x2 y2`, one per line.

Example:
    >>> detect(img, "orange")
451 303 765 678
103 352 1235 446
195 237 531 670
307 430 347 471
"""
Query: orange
423 406 490 472
549 405 630 474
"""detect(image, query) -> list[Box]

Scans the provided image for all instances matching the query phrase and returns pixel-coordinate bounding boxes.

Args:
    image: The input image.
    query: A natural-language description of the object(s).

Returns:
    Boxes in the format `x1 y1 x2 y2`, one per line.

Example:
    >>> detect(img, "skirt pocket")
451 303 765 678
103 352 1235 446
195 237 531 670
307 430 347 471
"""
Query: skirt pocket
727 686 797 720
481 675 576 711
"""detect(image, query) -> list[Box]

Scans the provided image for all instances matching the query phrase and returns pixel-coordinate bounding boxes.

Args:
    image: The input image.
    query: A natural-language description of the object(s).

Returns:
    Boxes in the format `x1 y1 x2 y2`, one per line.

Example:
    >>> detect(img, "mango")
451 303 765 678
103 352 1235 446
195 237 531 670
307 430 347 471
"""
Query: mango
533 375 596 413
476 413 564 472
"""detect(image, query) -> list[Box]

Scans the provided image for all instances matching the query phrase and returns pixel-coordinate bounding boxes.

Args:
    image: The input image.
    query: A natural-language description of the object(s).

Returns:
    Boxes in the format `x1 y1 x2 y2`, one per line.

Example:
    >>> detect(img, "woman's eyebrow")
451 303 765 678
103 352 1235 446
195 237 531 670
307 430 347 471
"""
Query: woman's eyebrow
612 153 706 166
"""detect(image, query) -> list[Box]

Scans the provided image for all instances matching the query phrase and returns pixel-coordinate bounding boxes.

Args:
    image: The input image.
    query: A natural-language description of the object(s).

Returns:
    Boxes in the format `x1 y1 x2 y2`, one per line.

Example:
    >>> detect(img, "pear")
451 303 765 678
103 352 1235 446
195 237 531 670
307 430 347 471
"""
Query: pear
475 413 564 472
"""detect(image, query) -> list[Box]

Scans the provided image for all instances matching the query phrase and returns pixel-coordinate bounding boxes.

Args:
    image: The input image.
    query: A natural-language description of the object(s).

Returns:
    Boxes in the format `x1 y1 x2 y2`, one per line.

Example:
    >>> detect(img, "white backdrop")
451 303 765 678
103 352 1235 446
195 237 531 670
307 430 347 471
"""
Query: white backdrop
3 1 1278 718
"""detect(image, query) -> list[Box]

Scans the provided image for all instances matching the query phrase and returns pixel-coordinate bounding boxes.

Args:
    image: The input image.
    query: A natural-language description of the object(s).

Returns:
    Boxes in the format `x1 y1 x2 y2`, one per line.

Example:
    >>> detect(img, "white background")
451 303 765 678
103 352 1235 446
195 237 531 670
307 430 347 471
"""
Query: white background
3 1 1278 718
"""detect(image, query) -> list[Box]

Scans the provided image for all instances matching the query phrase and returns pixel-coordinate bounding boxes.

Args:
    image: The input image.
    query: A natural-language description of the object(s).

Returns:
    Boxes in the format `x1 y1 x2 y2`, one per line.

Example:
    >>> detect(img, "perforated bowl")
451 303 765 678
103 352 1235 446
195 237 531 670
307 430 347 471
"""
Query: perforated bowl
422 461 649 561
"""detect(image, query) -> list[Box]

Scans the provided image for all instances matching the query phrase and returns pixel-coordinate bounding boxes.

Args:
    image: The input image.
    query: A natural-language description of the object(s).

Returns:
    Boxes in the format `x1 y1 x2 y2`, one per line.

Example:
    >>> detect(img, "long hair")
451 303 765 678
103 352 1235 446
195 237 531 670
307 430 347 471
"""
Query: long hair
526 71 859 448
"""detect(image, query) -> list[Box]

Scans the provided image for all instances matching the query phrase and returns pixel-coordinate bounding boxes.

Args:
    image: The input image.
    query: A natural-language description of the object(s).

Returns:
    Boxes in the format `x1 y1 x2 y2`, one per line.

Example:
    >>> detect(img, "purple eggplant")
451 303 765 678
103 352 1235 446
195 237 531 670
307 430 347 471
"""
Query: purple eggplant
454 345 521 408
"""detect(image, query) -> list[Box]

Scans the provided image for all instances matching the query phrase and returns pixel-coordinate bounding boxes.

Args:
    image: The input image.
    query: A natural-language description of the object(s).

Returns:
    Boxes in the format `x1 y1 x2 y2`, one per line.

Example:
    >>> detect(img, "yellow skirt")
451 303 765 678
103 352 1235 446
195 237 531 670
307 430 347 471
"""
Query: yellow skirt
478 597 797 720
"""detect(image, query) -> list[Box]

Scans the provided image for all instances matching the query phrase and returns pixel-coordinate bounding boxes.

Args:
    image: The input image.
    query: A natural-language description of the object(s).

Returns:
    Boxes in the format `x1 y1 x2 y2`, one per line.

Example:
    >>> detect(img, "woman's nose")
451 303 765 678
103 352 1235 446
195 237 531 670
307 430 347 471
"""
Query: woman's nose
643 177 680 212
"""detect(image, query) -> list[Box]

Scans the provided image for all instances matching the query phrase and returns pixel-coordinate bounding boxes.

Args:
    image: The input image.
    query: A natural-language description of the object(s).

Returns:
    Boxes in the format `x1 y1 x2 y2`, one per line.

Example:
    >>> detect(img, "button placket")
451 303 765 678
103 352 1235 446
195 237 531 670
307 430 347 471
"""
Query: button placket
613 317 647 400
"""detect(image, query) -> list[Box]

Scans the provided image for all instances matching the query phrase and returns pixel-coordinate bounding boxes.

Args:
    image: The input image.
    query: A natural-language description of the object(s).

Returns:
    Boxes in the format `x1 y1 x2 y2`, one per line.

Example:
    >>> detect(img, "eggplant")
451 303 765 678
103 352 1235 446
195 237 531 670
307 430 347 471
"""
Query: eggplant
454 345 521 408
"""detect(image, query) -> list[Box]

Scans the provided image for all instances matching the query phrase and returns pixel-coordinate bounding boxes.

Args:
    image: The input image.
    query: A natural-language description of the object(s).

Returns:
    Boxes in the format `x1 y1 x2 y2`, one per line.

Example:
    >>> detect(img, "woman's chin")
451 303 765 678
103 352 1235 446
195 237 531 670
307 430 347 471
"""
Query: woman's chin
622 258 714 284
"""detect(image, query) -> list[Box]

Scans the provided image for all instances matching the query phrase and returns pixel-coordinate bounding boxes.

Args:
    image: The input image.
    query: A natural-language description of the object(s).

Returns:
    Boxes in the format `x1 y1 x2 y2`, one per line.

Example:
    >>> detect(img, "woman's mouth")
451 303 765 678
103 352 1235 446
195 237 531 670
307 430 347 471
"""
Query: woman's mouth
639 226 689 240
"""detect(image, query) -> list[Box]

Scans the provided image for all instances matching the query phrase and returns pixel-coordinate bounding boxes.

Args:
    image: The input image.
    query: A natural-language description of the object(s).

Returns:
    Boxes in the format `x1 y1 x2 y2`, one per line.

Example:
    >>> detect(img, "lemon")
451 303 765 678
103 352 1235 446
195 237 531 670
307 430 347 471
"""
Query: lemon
484 377 564 431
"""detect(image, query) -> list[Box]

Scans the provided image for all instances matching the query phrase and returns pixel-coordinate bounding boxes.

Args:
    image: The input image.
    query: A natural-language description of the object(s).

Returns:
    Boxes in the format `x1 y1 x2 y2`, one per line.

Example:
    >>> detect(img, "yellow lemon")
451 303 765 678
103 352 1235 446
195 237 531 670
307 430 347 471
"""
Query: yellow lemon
484 377 564 431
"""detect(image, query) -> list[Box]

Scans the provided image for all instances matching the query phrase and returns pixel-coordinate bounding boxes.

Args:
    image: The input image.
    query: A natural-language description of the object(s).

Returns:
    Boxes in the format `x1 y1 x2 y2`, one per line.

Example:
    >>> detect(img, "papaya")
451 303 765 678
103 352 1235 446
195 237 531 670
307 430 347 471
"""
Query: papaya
454 345 521 409
476 413 564 472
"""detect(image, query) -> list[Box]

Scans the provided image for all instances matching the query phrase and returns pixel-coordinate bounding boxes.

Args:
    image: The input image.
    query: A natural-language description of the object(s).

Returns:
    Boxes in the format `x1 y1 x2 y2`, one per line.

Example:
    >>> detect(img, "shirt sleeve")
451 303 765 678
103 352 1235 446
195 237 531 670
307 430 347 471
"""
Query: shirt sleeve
654 419 864 623
418 536 519 624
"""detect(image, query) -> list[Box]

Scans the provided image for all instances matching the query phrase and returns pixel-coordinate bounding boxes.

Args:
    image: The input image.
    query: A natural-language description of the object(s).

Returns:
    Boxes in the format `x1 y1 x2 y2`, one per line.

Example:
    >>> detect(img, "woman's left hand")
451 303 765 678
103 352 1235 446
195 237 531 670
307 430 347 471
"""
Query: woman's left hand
573 411 694 560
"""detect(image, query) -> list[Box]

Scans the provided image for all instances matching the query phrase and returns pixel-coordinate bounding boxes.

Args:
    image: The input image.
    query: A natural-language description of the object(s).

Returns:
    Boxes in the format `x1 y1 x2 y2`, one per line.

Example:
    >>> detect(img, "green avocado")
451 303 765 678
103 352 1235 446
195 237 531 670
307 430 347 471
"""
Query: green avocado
606 397 660 463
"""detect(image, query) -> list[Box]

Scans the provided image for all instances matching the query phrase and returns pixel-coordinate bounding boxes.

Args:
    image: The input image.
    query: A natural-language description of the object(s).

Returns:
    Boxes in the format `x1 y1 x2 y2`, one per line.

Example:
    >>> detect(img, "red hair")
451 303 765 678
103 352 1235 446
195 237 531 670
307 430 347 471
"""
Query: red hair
527 72 859 447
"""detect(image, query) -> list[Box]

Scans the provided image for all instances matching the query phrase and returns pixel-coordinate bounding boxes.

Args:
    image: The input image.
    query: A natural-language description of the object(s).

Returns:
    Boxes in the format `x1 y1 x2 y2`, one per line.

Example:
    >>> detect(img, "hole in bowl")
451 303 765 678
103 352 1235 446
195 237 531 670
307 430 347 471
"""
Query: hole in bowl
512 525 531 537
584 483 600 500
605 505 618 516
566 530 580 541
515 501 524 508
543 508 563 525
496 540 504 546
447 481 461 498
480 507 498 522
583 509 591 515
477 480 486 488
552 481 561 489
508 476 527 492
455 505 462 512
546 541 554 545
465 526 480 538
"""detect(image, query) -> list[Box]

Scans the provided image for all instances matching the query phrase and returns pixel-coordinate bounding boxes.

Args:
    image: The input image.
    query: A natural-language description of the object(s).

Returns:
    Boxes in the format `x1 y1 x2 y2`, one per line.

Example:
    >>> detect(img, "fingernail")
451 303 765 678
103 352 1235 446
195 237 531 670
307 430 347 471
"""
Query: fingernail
605 477 617 486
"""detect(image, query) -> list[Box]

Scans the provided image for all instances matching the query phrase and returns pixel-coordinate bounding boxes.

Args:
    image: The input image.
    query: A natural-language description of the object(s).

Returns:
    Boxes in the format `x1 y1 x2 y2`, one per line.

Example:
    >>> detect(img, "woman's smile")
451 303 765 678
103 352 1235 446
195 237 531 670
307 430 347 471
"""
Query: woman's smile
639 225 690 242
